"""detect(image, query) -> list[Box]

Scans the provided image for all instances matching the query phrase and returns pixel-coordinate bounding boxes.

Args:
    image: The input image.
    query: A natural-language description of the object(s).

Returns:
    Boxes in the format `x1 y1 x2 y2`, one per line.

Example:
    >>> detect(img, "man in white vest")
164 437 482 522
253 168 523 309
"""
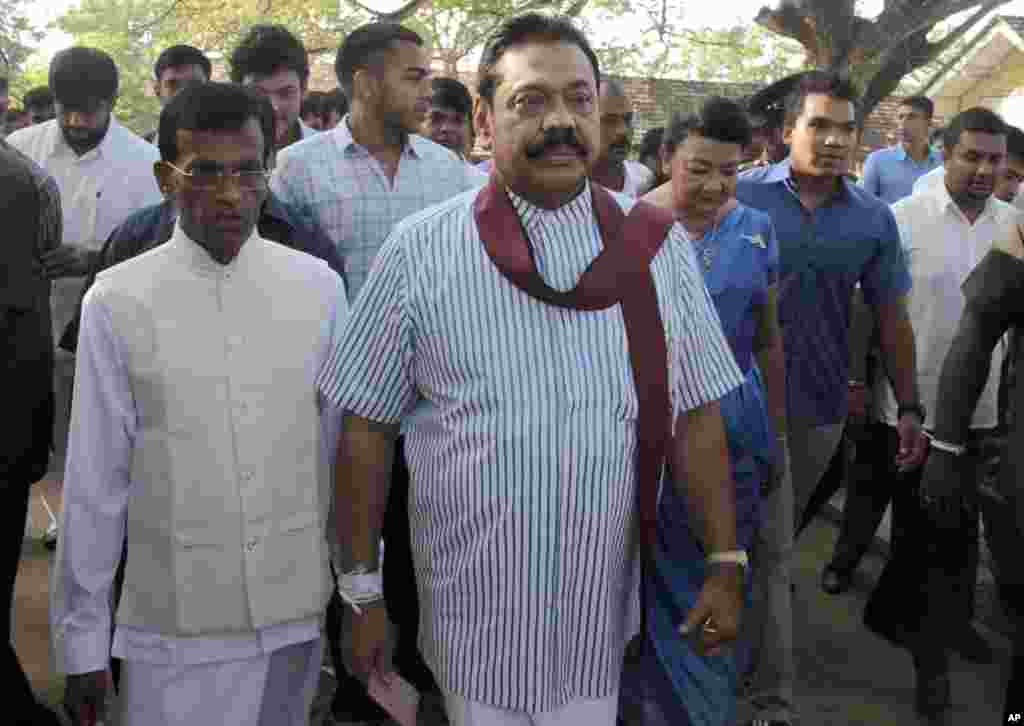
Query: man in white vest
51 82 348 726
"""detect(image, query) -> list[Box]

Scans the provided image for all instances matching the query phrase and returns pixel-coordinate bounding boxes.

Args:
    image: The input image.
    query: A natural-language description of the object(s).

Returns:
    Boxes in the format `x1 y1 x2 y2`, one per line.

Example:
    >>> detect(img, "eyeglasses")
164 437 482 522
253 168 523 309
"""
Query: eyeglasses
164 162 270 191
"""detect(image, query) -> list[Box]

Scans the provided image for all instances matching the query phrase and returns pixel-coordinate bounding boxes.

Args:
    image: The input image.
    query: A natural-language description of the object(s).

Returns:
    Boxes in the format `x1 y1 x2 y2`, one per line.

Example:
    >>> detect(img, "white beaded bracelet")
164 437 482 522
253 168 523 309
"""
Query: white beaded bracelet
927 436 967 457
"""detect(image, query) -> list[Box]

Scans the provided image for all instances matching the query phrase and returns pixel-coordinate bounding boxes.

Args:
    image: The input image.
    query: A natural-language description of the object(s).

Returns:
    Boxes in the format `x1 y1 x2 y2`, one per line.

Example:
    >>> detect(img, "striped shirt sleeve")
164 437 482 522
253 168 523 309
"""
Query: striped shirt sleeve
316 234 417 423
669 225 745 411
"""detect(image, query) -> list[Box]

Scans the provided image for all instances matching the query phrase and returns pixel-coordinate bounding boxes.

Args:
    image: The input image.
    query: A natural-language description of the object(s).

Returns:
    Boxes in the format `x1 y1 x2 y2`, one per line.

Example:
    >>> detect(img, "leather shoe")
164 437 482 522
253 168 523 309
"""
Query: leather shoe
821 565 853 595
954 623 993 664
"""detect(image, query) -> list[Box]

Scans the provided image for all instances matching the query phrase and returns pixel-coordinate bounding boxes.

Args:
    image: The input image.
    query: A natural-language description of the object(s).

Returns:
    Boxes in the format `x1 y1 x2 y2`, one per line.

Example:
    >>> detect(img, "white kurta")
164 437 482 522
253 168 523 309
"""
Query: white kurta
52 226 348 694
878 185 1022 429
318 182 743 713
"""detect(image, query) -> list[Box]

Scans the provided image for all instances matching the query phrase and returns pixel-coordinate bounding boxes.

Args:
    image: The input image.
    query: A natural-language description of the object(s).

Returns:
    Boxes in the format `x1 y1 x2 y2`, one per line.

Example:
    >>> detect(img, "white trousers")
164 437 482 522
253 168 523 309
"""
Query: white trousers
444 690 618 726
119 637 323 726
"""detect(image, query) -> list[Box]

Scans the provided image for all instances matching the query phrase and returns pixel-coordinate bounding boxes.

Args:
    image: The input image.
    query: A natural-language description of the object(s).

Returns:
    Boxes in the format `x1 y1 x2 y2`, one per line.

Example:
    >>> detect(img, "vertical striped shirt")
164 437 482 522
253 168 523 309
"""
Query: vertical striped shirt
270 117 486 300
318 183 742 713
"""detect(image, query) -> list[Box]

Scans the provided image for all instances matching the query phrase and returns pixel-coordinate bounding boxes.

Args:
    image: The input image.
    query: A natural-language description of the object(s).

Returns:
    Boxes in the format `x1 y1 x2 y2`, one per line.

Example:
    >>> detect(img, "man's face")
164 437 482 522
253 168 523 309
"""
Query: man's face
55 98 113 155
896 104 930 149
671 133 741 218
161 119 268 262
156 64 208 106
244 68 303 147
475 41 599 203
424 105 468 154
945 130 1007 206
996 155 1024 204
598 87 633 164
28 103 55 125
366 41 432 135
785 93 857 178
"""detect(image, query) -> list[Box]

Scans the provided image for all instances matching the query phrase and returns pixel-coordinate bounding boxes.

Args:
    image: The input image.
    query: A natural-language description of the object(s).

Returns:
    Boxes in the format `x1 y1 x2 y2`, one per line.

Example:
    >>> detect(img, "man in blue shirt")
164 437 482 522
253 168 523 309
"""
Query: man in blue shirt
862 96 942 203
735 71 925 726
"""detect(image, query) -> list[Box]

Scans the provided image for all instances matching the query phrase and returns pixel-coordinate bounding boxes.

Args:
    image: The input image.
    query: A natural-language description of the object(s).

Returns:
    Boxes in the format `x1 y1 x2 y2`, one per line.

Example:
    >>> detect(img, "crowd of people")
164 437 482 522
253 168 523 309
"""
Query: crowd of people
2 11 1024 726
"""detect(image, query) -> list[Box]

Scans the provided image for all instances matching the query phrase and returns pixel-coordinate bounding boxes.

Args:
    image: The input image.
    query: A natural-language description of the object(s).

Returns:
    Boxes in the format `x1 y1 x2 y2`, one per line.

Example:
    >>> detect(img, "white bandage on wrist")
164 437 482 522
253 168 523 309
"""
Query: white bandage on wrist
706 550 749 570
337 566 384 615
926 434 967 457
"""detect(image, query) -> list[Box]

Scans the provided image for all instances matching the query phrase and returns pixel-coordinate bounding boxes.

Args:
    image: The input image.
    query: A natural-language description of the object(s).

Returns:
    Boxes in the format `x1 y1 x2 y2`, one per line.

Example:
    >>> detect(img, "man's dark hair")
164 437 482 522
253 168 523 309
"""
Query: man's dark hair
944 106 1006 151
1007 125 1024 162
900 95 933 120
324 87 349 118
158 82 275 165
477 13 600 104
230 25 309 88
154 45 212 82
335 23 423 100
783 70 859 126
49 47 119 106
431 77 472 116
662 97 753 155
23 86 54 111
638 126 664 160
301 91 326 119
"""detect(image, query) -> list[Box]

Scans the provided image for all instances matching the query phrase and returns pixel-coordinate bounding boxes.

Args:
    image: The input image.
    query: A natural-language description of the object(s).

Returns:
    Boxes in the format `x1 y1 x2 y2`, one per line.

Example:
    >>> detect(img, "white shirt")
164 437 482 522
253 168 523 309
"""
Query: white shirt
51 225 348 674
6 118 162 344
317 182 742 713
879 183 1022 429
623 159 655 197
913 165 1024 211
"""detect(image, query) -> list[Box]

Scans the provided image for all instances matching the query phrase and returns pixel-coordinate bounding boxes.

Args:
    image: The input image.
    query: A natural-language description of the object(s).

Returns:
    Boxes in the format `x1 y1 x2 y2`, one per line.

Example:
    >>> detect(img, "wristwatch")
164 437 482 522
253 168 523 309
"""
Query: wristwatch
897 402 927 422
706 550 749 571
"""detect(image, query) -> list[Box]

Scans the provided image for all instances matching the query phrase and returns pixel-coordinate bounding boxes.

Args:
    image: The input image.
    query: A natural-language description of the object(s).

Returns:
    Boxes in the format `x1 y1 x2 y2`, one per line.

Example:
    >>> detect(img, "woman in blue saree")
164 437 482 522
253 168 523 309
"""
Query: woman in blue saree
623 98 789 725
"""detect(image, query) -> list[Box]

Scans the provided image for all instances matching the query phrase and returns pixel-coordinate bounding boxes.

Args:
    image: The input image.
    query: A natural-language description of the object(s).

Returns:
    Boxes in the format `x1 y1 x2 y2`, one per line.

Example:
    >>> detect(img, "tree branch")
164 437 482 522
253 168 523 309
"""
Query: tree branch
873 0 1010 52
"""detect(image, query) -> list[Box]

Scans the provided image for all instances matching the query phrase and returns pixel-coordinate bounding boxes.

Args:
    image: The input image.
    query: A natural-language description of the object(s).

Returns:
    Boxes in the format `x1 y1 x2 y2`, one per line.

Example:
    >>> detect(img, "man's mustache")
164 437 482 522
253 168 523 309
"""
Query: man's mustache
525 127 586 159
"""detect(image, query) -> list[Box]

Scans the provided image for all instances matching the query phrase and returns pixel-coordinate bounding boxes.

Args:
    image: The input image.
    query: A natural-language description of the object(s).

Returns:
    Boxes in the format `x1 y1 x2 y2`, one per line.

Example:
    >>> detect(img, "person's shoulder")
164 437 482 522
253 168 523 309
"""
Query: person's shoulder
0 139 44 186
409 134 470 168
94 236 175 289
865 145 897 163
392 186 479 240
255 235 334 281
277 127 339 166
110 120 160 161
844 179 895 213
4 120 52 157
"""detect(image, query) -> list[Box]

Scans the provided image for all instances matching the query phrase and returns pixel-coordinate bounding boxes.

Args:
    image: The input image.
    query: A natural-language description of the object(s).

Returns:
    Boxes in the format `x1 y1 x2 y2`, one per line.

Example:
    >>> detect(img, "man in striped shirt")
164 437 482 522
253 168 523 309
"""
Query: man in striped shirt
322 13 746 725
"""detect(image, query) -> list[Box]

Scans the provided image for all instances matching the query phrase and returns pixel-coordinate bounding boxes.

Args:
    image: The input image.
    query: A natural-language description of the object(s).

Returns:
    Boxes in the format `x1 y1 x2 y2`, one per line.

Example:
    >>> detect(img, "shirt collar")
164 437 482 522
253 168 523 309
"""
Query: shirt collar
52 116 121 162
933 179 1002 223
894 143 940 165
507 179 594 237
770 157 851 202
168 219 259 279
335 115 421 160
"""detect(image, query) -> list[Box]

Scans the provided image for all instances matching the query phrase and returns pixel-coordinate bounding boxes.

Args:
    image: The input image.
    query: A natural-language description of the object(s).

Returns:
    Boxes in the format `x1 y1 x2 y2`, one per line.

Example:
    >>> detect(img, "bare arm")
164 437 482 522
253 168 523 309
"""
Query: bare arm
334 414 400 571
752 284 786 437
674 400 736 555
874 295 918 408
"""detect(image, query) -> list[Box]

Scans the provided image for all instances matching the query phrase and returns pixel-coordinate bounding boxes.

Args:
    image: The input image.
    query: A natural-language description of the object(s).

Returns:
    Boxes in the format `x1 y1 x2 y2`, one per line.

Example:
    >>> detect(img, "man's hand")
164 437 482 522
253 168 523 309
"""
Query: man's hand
63 670 109 726
679 563 743 656
342 600 396 684
41 244 99 279
919 448 968 531
895 412 927 471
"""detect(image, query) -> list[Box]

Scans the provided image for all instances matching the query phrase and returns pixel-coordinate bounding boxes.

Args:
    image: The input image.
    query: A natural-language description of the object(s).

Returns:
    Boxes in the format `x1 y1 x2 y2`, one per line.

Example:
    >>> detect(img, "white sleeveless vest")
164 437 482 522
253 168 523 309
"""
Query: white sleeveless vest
97 229 334 637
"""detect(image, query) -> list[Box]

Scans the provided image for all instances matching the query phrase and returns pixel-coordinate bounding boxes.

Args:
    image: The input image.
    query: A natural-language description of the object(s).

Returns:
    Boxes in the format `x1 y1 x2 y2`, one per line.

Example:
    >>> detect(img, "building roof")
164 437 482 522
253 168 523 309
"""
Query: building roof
921 15 1024 96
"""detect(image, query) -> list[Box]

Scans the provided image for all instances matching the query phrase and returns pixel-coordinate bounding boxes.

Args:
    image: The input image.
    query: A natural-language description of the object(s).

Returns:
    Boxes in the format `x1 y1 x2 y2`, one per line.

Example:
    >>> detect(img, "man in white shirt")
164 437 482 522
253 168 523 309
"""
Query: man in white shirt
6 47 162 479
53 82 347 726
590 78 654 197
828 107 1019 723
915 125 1024 212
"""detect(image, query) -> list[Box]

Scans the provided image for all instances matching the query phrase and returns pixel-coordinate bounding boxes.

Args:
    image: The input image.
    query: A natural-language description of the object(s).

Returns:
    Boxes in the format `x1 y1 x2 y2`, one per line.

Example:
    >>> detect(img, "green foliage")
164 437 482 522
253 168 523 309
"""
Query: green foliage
0 0 43 72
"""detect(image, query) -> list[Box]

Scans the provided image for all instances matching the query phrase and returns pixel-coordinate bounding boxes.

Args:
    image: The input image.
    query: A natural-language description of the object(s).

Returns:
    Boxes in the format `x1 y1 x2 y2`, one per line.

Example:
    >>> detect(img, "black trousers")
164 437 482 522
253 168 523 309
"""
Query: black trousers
857 424 991 659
